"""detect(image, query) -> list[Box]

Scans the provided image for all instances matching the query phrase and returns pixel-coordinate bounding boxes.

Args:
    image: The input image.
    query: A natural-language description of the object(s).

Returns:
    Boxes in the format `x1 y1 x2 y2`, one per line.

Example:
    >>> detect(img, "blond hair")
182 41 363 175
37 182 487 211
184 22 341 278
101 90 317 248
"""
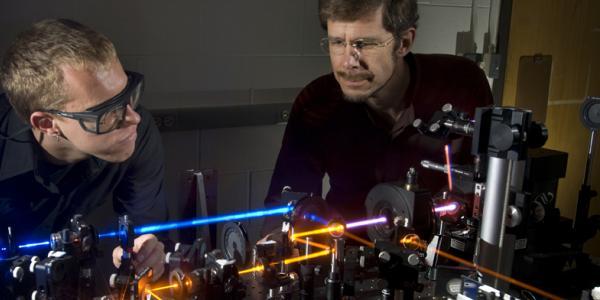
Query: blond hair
0 19 117 121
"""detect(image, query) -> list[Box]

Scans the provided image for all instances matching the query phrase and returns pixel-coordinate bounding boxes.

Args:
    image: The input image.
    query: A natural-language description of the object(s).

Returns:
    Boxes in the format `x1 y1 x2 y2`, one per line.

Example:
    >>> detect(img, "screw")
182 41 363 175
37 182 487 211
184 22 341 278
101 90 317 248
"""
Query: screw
378 251 391 263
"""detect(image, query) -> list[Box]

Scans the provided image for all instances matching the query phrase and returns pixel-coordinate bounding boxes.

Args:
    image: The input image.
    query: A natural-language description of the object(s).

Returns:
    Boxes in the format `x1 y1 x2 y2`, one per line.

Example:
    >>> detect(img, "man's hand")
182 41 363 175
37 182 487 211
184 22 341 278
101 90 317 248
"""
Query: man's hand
257 226 286 245
112 234 165 281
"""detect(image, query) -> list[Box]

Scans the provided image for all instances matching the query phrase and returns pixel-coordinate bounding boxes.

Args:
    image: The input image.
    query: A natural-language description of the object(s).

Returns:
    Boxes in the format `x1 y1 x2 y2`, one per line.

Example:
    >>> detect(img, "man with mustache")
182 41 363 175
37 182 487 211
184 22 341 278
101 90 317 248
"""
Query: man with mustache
264 0 493 232
0 19 167 285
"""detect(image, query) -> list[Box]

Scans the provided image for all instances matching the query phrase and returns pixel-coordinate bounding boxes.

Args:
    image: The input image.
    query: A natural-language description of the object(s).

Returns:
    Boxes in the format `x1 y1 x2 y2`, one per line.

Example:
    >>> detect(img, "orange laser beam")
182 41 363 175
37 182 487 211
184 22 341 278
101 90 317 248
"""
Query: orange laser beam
238 265 264 275
238 249 331 275
438 248 560 300
401 238 562 300
292 225 345 239
150 283 179 292
294 237 330 250
283 249 331 265
343 231 374 248
146 290 163 300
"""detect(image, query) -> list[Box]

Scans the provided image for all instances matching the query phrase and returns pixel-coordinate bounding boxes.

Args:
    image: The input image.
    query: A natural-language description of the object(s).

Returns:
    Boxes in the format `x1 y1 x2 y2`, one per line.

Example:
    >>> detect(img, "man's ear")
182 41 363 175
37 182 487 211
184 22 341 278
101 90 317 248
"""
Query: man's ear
30 112 60 136
395 27 416 57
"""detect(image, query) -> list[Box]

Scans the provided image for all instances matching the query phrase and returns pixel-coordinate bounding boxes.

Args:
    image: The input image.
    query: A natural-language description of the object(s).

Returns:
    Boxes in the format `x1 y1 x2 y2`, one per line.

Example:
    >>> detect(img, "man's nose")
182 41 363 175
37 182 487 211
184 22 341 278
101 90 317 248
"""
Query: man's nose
123 104 141 125
342 45 361 69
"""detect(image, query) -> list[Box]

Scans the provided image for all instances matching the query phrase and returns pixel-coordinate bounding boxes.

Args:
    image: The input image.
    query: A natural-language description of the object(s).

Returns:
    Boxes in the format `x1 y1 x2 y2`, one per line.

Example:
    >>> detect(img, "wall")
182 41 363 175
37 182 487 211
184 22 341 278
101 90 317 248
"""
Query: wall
502 0 600 255
0 0 492 245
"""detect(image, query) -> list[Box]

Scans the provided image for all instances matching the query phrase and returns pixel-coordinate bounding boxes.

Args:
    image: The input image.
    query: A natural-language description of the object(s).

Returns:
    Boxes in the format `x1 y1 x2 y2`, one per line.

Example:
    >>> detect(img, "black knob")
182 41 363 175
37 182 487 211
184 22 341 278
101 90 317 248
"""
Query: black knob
527 122 548 149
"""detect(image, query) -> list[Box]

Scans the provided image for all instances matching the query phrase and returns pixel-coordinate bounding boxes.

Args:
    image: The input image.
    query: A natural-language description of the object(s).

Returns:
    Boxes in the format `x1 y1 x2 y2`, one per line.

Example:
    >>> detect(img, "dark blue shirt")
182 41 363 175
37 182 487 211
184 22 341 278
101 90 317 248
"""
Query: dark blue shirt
0 94 168 245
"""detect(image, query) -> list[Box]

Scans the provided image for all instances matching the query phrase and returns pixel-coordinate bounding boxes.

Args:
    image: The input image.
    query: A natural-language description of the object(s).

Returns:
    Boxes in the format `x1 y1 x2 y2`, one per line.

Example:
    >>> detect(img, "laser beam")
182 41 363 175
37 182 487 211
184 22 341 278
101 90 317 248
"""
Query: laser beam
293 237 330 250
238 249 331 275
145 290 163 300
302 213 329 225
343 231 374 248
137 205 292 234
444 144 453 191
150 283 179 292
283 249 330 265
18 206 293 249
346 216 387 229
292 225 344 240
400 236 561 300
238 265 264 275
18 241 50 249
434 202 458 213
292 216 386 240
98 205 293 238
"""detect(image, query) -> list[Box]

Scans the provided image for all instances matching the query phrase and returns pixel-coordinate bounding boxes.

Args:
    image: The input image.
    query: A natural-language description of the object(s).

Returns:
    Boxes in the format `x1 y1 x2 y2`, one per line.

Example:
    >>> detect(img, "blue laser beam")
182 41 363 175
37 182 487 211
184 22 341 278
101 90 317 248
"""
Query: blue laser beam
18 241 50 249
98 232 117 239
302 213 329 225
99 205 293 238
16 205 293 249
135 205 292 234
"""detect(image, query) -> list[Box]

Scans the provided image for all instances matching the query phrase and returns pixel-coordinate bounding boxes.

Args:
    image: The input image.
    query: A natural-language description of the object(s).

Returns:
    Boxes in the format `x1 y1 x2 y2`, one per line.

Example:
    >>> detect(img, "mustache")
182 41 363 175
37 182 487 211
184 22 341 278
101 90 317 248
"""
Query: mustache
337 71 374 81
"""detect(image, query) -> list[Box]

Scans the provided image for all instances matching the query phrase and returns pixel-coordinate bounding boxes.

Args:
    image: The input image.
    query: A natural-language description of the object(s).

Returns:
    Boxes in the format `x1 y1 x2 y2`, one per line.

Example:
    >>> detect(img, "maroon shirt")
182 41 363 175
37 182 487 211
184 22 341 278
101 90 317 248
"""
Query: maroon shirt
266 53 493 221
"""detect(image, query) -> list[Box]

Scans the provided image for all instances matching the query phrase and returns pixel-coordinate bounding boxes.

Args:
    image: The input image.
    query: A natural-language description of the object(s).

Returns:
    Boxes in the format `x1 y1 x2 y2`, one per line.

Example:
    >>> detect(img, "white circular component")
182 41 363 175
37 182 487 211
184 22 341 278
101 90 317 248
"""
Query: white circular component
29 256 40 273
506 205 522 228
407 253 420 266
12 266 24 281
365 182 417 242
174 242 182 252
442 103 453 113
581 96 600 130
165 252 172 264
109 273 117 288
221 222 249 267
31 290 38 300
531 199 546 223
378 251 391 263
591 287 600 300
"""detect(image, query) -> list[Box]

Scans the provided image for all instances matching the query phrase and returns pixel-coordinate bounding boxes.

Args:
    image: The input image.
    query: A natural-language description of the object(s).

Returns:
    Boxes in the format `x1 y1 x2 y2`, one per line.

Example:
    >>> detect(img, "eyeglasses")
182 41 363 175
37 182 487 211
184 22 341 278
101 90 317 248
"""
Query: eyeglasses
43 71 144 134
320 36 394 56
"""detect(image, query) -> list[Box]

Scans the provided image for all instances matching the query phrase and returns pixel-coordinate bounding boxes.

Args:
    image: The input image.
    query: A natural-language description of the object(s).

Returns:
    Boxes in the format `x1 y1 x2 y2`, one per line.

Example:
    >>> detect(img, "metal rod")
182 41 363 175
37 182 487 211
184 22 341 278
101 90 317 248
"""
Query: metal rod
584 130 597 186
479 157 511 245
421 160 474 177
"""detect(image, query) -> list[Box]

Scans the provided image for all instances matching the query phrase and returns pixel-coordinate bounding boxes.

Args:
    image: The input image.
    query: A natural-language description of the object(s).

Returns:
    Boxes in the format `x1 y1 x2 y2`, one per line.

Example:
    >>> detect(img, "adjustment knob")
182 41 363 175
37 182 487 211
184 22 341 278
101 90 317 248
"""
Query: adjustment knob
12 266 24 281
109 273 117 288
378 251 391 263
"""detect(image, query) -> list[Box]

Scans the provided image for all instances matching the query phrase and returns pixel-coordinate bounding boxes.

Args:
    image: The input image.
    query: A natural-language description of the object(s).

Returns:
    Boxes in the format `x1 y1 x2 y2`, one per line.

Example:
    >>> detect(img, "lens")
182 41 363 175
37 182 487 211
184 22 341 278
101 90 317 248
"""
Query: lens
98 105 126 133
327 222 345 238
80 117 98 133
129 81 142 109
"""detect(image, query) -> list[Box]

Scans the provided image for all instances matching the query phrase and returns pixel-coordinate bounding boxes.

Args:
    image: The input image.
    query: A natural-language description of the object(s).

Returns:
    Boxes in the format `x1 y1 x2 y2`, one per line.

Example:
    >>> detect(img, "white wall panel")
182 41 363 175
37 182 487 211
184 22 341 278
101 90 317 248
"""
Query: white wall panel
199 1 305 56
215 171 250 247
248 169 275 242
199 124 285 173
161 130 201 218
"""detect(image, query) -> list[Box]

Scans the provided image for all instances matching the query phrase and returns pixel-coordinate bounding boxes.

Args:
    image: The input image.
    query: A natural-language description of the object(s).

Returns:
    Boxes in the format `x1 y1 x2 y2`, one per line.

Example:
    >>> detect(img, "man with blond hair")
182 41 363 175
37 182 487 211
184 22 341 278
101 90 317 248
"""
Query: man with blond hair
0 19 166 282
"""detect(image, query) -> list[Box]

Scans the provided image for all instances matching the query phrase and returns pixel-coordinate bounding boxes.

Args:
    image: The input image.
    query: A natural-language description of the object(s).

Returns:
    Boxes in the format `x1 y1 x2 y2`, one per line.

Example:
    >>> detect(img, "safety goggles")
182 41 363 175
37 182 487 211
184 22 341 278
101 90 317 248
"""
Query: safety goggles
43 71 144 134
